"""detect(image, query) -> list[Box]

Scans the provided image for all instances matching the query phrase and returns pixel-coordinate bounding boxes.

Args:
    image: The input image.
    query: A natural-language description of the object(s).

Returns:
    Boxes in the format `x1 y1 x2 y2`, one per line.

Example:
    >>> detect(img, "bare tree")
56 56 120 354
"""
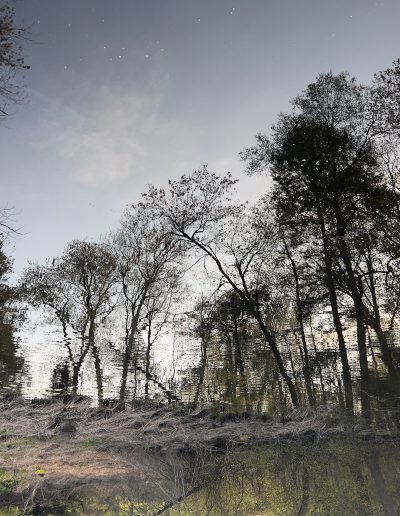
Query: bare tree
21 240 118 403
113 204 185 401
139 167 300 406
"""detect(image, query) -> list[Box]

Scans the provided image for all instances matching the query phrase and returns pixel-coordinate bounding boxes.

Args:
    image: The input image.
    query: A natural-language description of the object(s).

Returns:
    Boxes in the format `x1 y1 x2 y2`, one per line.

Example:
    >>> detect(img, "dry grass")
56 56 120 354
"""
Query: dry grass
0 399 344 451
0 399 395 513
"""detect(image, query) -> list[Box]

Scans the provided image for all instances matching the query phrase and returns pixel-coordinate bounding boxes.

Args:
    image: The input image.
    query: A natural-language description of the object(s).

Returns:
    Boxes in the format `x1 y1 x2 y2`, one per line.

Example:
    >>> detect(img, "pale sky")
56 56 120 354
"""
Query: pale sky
3 0 400 276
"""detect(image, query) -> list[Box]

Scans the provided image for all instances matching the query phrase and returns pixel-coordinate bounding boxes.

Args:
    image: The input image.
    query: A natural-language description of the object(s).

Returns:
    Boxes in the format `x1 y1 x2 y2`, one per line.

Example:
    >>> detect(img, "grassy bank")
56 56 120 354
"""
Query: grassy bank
0 399 399 514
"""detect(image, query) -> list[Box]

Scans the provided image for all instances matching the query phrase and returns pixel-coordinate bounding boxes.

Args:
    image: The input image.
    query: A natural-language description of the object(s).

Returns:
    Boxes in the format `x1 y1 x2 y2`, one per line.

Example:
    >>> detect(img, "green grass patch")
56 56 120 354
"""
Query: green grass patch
0 468 16 494
0 507 20 515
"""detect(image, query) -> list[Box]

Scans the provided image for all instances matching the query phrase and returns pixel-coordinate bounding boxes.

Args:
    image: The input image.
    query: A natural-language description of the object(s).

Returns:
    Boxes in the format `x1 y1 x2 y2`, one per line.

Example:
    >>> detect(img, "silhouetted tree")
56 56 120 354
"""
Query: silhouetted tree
113 204 184 401
21 240 118 404
242 70 400 415
139 167 300 406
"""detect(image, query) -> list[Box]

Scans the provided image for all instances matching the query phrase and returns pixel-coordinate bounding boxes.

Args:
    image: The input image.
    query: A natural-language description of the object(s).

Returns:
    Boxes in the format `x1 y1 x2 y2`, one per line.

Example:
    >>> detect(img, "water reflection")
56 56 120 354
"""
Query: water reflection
2 306 400 427
176 442 400 516
3 441 400 515
0 321 25 396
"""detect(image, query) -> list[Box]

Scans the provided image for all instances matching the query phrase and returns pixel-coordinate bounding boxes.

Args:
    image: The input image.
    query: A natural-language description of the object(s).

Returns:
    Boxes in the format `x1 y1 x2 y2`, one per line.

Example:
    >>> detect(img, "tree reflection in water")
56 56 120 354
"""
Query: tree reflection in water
2 440 399 515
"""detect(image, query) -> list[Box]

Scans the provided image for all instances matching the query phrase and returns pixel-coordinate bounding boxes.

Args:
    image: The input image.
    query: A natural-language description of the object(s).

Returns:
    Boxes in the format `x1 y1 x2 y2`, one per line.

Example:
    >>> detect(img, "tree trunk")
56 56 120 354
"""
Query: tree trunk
319 217 354 412
88 317 103 406
144 319 153 397
71 335 91 396
334 207 370 417
72 363 81 395
232 316 250 412
365 254 398 382
92 343 104 406
357 316 371 418
119 304 143 401
255 314 299 407
324 256 354 411
193 317 208 406
309 316 327 405
284 241 314 406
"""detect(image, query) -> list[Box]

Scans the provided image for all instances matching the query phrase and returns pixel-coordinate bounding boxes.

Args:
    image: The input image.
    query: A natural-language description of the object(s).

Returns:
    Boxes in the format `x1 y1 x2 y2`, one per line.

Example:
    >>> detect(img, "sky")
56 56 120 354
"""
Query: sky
2 0 400 276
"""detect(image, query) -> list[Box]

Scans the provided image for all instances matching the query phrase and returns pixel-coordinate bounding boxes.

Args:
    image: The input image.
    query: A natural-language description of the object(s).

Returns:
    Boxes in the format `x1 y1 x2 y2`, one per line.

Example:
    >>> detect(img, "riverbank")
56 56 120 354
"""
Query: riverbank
1 399 399 514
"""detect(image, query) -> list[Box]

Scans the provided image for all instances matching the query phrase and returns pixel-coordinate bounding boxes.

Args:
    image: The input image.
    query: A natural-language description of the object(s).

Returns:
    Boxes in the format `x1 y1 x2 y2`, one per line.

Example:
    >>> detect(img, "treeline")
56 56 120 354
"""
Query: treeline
17 60 400 416
0 208 25 394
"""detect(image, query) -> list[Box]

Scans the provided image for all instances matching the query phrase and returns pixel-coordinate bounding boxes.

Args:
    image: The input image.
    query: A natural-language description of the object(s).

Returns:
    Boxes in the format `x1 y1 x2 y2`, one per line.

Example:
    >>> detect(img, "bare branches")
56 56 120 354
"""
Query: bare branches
0 3 30 119
0 205 22 239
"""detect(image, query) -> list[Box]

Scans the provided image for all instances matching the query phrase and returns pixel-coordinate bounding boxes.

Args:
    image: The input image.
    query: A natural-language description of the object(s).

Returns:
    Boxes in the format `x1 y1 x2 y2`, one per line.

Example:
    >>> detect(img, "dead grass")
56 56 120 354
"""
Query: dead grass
0 399 396 513
0 399 386 455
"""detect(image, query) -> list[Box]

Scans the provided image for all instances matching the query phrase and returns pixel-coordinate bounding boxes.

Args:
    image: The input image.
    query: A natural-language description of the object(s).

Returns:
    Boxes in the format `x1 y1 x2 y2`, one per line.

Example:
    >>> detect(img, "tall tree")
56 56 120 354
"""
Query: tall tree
139 167 300 406
113 204 184 401
21 240 118 403
241 71 400 414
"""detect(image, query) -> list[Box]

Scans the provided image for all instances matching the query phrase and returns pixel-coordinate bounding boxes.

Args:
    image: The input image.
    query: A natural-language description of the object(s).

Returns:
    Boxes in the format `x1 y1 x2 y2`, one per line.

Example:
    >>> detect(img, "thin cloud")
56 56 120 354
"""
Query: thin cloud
33 74 191 187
